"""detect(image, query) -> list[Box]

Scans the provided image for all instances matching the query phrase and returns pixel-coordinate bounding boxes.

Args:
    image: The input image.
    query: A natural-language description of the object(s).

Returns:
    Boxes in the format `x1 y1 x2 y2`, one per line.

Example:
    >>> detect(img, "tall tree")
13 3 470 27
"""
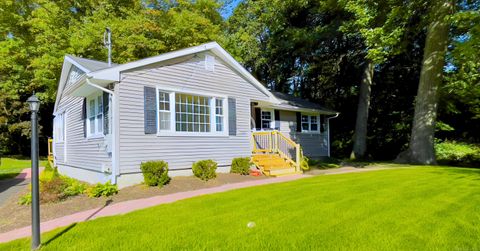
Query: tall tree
396 0 454 164
341 0 418 159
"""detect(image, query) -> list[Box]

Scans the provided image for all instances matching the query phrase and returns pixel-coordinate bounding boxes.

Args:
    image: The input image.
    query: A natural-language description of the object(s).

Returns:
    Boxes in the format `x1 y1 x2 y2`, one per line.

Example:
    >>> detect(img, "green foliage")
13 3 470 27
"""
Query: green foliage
18 193 31 205
0 0 226 156
62 176 87 197
140 160 170 187
86 181 118 198
435 141 480 167
230 157 251 175
308 158 341 169
192 159 217 181
44 161 53 172
3 167 480 250
300 155 310 171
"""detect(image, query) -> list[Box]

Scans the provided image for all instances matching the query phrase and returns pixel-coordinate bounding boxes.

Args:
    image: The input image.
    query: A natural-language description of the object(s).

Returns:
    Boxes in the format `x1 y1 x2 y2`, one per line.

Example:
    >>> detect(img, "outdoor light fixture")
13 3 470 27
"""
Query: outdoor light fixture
28 94 41 249
27 94 40 113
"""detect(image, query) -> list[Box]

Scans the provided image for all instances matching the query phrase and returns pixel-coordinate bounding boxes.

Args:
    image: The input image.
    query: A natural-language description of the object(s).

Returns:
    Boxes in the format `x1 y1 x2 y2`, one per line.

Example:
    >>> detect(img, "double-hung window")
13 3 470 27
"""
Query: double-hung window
157 88 227 135
86 92 103 137
301 114 320 133
54 113 65 143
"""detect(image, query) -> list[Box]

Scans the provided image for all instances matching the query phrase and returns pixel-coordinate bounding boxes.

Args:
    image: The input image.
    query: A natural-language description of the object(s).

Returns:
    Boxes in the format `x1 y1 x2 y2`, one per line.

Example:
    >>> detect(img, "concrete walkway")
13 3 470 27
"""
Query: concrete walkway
0 169 32 208
0 166 387 244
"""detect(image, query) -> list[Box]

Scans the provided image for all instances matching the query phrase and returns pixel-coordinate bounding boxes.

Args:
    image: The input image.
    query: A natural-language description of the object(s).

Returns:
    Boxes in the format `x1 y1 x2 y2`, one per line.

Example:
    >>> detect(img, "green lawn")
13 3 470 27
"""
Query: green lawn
0 156 47 180
1 166 480 250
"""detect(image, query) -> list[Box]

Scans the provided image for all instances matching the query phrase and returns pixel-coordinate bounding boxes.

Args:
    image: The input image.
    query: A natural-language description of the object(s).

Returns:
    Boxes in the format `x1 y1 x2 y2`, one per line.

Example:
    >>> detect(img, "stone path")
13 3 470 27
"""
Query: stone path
0 169 32 208
0 166 387 243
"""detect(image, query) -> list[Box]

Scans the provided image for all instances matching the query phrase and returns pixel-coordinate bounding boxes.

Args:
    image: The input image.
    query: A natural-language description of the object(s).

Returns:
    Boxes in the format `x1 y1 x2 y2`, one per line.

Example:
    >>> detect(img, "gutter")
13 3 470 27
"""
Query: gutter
326 113 340 157
86 78 118 184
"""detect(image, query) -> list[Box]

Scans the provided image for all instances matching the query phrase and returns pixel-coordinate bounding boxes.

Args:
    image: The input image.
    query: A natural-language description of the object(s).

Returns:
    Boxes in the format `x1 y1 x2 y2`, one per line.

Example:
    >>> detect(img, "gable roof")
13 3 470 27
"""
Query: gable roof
54 55 114 113
270 91 337 114
87 42 278 103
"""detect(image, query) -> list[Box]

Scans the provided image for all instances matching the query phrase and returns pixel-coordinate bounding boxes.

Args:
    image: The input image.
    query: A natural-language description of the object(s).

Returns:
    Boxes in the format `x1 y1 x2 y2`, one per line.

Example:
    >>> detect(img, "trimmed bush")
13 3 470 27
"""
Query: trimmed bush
140 160 170 187
230 157 251 175
86 181 118 198
44 161 53 172
435 141 480 167
192 160 217 181
40 176 69 203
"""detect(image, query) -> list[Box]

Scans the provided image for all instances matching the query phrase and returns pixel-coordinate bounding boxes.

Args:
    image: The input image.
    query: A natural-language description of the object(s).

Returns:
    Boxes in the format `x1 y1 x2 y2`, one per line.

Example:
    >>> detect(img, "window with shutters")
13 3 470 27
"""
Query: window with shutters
86 92 104 137
301 113 320 133
155 87 228 135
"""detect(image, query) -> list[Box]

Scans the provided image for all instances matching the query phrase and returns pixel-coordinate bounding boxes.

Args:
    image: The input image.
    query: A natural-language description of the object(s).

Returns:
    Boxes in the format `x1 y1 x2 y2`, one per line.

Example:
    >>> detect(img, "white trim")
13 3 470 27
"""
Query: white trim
64 110 67 163
300 113 321 134
326 113 340 157
260 108 275 130
87 42 279 103
86 92 104 138
154 85 229 137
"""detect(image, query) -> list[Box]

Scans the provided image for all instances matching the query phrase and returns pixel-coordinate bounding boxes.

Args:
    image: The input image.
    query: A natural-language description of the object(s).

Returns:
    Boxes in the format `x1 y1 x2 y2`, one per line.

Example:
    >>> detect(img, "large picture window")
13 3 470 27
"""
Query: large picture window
86 92 103 137
301 114 320 133
156 88 227 135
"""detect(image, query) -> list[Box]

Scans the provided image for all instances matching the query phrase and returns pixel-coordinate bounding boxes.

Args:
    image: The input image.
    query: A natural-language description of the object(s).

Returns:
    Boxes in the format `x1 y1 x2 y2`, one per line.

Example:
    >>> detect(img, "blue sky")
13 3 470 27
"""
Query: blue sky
221 0 242 19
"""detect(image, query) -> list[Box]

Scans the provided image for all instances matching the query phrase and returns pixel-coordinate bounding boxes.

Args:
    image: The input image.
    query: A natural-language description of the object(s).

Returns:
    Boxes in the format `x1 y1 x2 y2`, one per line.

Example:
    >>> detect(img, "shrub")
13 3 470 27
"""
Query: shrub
86 181 118 198
18 193 32 205
435 141 480 167
62 177 87 197
192 160 217 181
40 176 69 203
140 161 170 187
230 157 251 175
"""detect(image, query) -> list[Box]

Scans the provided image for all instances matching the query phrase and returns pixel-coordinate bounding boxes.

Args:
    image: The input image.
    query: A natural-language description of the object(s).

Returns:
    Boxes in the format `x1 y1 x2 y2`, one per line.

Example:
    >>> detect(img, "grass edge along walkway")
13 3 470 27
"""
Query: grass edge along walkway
0 173 308 243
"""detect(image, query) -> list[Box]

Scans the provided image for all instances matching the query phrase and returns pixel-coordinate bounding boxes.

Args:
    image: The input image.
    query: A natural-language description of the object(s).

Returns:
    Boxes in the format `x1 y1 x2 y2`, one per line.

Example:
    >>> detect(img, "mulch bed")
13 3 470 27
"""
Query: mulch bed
0 173 268 234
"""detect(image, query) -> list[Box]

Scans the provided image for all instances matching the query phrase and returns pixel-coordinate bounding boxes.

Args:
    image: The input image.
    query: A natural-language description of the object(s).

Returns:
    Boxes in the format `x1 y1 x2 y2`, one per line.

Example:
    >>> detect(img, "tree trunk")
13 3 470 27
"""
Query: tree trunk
395 1 452 164
350 60 374 160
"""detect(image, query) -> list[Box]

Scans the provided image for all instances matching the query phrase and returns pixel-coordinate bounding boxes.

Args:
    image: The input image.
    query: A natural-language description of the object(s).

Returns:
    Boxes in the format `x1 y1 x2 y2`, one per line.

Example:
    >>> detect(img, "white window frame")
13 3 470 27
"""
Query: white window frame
301 113 320 133
155 86 228 137
260 108 275 130
54 112 65 143
86 92 104 138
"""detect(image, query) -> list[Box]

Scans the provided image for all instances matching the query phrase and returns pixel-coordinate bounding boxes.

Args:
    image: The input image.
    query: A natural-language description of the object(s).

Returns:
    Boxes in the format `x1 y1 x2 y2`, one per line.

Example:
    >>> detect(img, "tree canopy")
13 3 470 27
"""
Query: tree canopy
0 0 478 161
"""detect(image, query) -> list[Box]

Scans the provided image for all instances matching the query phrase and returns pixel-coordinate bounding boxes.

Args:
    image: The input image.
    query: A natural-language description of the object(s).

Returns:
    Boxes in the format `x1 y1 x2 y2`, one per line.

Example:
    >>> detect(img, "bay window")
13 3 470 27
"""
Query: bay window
157 88 227 135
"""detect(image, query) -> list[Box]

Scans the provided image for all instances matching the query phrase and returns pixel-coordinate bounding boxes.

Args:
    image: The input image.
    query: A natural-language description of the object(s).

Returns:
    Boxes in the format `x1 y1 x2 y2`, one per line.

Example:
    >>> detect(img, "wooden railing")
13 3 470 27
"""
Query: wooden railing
251 130 301 172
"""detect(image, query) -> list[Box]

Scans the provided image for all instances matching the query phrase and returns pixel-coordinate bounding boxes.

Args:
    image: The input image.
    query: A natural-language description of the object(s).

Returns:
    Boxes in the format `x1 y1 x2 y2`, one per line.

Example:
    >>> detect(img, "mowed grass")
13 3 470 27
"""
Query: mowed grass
1 166 480 250
0 156 47 180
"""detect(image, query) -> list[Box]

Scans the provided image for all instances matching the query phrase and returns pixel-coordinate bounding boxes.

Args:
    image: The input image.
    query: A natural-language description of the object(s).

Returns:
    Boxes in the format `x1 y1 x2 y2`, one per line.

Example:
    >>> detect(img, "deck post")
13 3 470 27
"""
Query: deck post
295 145 301 172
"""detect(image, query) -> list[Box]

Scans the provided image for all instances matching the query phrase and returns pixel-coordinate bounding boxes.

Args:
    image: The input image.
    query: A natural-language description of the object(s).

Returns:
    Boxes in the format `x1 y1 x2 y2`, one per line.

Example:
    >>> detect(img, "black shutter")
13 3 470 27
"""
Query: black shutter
320 115 325 133
82 98 87 138
296 112 302 132
103 92 110 135
254 107 261 130
274 110 280 130
144 86 157 134
228 97 237 136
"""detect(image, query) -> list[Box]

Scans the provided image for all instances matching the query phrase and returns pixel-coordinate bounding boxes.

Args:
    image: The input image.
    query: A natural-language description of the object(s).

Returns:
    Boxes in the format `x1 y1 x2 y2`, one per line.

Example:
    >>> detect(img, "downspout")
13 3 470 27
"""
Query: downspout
86 78 118 184
326 113 339 157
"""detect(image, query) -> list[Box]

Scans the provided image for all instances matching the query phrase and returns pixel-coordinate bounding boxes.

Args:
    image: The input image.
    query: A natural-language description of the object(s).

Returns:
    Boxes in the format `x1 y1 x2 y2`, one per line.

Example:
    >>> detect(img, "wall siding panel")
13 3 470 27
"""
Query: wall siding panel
118 54 270 173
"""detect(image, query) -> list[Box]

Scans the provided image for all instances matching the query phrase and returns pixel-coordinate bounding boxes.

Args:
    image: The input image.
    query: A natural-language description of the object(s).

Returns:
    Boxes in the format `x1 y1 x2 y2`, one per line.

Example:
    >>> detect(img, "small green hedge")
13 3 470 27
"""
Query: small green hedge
140 160 171 187
230 157 251 175
435 141 480 167
192 160 217 181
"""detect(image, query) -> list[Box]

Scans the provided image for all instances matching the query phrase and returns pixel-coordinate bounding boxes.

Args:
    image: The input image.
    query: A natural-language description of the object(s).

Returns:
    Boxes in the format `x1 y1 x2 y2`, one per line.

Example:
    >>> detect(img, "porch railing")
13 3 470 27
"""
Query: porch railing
251 130 301 172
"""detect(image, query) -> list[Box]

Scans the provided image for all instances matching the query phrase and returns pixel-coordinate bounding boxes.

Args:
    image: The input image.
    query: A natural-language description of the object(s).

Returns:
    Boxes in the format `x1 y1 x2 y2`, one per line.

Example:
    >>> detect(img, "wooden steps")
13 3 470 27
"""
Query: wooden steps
252 154 299 177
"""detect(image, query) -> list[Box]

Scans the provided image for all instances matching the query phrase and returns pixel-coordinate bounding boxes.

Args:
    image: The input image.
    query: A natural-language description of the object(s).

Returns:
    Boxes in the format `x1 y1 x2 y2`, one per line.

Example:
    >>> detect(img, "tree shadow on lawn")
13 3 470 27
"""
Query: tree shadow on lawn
428 166 480 180
42 199 113 246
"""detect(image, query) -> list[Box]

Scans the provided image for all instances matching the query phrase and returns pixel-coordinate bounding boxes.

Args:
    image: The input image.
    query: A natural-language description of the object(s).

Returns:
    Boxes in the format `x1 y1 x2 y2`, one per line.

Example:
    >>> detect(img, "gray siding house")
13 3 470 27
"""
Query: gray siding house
53 42 338 188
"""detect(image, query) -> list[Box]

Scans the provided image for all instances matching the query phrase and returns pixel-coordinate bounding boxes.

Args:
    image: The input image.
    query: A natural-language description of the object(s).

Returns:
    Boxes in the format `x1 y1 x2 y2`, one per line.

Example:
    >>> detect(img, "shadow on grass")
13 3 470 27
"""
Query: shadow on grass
42 223 77 246
42 199 113 247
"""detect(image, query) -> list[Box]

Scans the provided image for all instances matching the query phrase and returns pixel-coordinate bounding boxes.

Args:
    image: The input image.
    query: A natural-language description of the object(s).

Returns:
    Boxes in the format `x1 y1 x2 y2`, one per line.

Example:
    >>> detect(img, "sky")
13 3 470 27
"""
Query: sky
221 0 242 19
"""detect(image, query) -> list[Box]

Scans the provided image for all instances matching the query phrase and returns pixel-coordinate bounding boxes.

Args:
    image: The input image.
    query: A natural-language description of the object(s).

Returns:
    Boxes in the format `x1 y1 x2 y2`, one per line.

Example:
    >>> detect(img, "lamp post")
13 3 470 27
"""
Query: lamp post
27 94 40 249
